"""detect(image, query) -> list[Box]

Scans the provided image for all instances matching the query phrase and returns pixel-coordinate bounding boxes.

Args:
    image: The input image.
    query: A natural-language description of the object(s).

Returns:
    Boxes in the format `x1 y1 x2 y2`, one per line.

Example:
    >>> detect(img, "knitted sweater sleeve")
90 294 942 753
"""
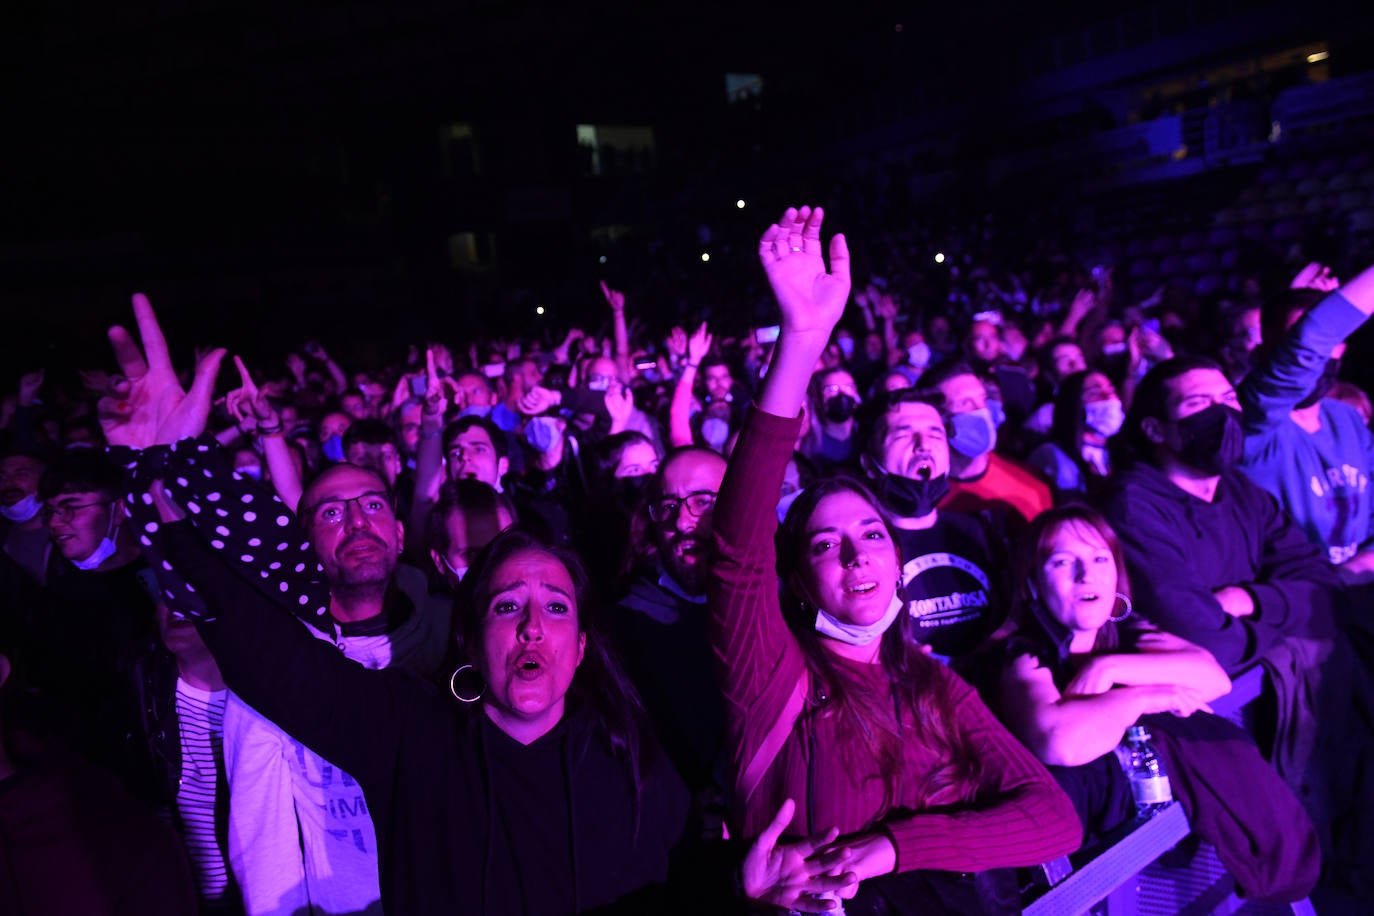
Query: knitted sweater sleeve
707 406 810 808
880 671 1082 872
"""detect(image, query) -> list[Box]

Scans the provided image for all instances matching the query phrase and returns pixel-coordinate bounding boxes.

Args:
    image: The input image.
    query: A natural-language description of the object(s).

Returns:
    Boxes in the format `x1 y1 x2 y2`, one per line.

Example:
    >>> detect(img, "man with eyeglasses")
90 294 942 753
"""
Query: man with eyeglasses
1 449 51 584
615 446 728 821
220 461 451 916
29 449 160 799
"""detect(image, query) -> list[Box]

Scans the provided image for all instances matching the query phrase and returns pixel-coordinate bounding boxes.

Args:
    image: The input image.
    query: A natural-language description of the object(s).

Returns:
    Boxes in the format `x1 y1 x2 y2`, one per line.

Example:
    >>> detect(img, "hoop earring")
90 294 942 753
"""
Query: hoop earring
1110 592 1134 623
449 665 484 703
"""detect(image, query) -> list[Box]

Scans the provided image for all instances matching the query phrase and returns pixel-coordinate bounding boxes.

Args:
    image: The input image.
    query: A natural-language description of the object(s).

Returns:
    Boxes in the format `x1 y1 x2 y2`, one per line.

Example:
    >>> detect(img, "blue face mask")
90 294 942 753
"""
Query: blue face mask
949 408 997 460
322 434 345 463
837 336 855 358
525 416 562 453
700 417 730 449
776 487 804 524
907 342 932 370
987 398 1006 430
460 404 492 418
236 465 263 481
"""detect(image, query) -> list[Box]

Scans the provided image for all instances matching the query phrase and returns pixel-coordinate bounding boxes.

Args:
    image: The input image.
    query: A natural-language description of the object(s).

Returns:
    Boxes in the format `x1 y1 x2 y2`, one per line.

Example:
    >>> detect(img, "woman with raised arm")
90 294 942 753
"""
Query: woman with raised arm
92 294 712 915
713 208 1080 913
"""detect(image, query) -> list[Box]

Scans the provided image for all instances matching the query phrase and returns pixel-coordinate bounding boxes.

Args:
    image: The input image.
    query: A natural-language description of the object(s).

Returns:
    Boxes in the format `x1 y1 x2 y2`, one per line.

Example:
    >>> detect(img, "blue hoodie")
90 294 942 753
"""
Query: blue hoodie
1240 292 1374 565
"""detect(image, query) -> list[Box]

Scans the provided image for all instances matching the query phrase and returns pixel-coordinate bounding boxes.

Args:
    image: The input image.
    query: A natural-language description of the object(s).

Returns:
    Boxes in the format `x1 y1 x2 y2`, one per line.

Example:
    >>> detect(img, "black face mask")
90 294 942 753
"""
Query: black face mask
874 470 950 519
1175 403 1243 475
824 394 858 423
1296 357 1341 410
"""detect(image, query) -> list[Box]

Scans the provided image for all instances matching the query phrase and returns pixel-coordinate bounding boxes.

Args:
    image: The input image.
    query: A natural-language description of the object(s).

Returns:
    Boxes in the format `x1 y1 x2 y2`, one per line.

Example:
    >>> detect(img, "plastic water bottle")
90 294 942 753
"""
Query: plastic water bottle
1123 724 1172 815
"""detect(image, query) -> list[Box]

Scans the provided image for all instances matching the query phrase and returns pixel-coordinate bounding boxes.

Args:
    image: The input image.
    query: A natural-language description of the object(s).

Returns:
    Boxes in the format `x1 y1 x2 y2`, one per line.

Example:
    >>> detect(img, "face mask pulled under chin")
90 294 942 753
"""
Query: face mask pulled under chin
874 469 948 519
0 493 42 522
1174 402 1243 475
72 506 119 571
814 592 904 646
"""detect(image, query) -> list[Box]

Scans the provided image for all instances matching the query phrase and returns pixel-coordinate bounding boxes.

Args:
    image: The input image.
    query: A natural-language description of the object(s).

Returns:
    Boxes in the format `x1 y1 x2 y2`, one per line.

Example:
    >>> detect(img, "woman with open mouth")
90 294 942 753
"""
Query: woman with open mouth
715 206 1082 913
983 503 1318 903
93 294 718 915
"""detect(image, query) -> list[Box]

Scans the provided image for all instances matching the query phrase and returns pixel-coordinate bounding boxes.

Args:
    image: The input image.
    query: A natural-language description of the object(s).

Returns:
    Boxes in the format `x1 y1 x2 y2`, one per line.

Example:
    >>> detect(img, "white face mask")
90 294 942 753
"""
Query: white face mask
1084 398 1125 437
814 593 904 646
0 493 42 522
72 505 120 571
442 555 469 582
906 342 932 370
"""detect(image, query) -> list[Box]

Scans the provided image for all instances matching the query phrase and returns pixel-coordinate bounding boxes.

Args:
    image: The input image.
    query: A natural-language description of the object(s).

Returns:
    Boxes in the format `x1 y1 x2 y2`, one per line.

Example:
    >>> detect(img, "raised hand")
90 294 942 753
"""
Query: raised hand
757 206 851 337
1290 261 1340 292
78 369 113 395
686 322 713 365
665 326 688 360
422 347 452 420
599 280 626 313
226 356 283 435
17 370 44 407
874 292 898 322
430 343 455 377
605 382 635 433
285 352 307 382
98 293 226 449
742 799 858 913
1067 288 1097 323
518 385 562 417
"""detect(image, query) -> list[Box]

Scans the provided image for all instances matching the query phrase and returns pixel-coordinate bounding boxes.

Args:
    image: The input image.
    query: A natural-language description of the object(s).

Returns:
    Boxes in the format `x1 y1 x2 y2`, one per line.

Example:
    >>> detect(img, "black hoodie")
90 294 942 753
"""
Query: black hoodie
157 522 694 916
1099 463 1337 674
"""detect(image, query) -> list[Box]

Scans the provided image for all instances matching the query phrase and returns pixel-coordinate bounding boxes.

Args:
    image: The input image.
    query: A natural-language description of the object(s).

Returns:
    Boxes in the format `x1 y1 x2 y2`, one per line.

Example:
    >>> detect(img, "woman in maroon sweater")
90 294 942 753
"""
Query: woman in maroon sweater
718 207 1081 911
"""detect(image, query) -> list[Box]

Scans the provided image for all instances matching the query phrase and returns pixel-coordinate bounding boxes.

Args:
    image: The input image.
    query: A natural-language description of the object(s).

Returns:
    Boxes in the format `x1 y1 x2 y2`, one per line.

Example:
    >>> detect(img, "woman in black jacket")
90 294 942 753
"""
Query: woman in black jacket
152 508 691 915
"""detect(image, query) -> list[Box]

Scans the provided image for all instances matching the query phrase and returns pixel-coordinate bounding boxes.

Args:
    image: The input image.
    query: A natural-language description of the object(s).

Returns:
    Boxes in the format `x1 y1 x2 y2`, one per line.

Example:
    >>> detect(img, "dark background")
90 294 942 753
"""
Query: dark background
3 0 1371 381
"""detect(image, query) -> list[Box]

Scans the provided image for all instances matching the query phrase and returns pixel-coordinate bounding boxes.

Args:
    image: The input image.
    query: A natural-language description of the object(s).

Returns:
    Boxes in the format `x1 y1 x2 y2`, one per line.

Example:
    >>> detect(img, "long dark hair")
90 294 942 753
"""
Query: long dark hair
775 476 984 814
1047 370 1108 488
455 529 650 793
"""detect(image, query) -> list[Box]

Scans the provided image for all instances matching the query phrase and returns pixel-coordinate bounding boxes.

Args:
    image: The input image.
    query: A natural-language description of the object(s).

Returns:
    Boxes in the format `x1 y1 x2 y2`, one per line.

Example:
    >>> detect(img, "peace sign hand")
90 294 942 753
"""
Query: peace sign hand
98 293 226 449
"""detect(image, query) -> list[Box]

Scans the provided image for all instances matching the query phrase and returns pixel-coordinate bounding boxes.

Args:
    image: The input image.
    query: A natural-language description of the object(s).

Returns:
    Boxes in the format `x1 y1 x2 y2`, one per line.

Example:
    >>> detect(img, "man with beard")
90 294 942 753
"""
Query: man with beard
1238 261 1374 575
220 463 449 916
615 446 728 817
862 390 1010 664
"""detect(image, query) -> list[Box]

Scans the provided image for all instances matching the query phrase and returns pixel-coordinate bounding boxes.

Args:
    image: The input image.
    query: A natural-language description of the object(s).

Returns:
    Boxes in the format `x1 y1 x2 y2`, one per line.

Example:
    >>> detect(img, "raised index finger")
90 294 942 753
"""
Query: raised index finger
131 292 173 371
233 355 258 395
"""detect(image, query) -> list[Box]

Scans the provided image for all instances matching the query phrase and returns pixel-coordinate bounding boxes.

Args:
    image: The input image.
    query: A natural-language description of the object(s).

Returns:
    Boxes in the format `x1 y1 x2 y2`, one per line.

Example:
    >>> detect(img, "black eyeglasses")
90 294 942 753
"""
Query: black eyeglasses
648 492 717 524
303 492 393 526
42 500 113 523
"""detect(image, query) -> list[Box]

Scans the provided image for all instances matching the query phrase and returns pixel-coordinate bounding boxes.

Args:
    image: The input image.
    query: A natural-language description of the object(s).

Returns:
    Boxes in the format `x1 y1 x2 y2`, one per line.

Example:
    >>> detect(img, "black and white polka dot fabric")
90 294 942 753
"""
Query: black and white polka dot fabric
110 436 331 628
